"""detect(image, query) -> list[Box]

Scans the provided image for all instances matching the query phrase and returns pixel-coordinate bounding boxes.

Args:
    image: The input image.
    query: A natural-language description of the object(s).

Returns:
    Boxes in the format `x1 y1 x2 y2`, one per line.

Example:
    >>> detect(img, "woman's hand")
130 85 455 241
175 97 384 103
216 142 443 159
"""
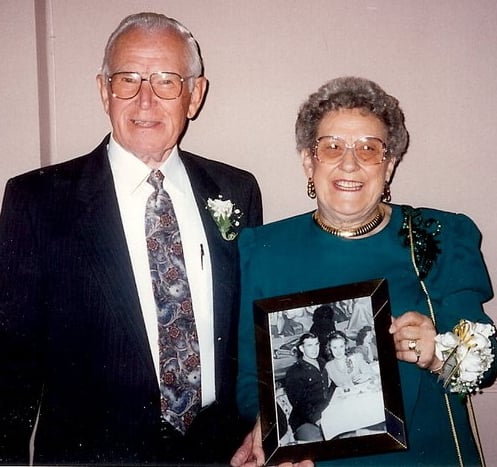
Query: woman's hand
231 418 265 467
389 311 442 371
352 373 370 384
230 417 315 467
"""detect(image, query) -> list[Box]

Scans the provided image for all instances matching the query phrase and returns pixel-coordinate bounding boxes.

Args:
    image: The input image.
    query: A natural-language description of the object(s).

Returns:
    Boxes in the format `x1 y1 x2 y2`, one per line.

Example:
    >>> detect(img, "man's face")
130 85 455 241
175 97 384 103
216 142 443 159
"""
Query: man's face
300 337 320 360
97 28 207 167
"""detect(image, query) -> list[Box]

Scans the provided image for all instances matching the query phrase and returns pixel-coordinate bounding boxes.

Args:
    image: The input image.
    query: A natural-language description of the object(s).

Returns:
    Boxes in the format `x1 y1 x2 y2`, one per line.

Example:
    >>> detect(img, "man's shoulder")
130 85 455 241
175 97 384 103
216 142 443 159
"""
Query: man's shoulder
179 150 257 183
7 138 108 190
12 153 91 182
286 360 304 377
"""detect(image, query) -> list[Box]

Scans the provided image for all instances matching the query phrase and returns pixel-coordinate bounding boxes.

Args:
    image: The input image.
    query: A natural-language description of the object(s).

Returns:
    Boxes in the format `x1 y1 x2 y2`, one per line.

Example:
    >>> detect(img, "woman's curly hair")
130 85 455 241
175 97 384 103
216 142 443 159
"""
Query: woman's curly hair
295 76 409 160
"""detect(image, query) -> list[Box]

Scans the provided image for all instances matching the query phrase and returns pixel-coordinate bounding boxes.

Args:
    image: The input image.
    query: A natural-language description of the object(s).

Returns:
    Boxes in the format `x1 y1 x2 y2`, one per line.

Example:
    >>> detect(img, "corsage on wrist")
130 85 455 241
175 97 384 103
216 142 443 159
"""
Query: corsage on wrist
434 320 495 395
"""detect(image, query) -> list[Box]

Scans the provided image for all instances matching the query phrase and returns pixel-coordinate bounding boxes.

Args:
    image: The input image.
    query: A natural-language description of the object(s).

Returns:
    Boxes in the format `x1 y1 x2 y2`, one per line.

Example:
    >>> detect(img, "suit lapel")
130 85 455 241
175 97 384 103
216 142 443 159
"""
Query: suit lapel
180 151 238 397
179 151 235 300
74 141 153 369
179 149 234 270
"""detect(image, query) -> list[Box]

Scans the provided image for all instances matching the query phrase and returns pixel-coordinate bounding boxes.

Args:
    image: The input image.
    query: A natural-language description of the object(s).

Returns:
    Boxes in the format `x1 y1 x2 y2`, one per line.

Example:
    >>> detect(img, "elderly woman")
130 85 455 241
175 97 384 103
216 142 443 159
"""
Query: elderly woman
232 77 497 467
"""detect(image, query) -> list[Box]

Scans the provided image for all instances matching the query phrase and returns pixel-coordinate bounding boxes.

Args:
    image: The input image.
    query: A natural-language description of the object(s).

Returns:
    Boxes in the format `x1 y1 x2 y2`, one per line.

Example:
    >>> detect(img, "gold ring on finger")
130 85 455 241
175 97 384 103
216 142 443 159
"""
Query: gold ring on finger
408 339 417 351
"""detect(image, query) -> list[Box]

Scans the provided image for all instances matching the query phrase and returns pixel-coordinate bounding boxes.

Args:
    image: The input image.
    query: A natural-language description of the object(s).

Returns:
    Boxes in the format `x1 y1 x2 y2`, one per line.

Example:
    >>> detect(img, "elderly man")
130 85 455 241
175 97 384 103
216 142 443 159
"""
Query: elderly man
0 12 262 465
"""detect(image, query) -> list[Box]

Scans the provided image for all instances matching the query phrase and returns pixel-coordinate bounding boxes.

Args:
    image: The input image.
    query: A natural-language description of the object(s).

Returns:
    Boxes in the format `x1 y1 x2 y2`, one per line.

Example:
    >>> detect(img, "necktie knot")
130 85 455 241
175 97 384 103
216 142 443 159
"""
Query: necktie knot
147 170 165 191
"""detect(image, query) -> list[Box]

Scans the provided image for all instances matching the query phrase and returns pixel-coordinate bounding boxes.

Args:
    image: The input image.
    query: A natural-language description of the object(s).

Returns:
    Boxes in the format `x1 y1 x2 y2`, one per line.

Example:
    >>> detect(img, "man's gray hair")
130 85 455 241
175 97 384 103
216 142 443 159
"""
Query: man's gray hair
101 12 203 80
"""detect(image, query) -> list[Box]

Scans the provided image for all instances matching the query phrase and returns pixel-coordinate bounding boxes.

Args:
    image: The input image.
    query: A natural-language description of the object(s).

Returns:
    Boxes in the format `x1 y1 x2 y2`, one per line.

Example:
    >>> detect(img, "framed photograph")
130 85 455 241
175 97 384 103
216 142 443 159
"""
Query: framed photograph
253 278 407 465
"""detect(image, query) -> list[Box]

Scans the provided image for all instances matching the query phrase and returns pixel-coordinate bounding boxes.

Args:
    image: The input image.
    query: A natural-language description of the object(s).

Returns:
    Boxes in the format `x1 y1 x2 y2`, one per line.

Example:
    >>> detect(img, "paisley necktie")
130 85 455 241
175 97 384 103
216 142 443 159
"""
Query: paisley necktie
145 169 201 434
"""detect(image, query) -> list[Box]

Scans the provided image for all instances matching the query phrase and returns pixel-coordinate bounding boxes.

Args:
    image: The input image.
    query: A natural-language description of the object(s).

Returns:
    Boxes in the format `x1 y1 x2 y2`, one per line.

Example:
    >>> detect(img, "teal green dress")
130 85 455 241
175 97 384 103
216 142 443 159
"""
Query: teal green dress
237 204 497 466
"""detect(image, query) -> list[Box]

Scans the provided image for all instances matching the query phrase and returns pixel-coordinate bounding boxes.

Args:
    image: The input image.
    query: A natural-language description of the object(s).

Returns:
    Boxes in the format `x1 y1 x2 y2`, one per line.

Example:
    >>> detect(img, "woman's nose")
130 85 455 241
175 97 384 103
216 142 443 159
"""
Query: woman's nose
339 146 360 171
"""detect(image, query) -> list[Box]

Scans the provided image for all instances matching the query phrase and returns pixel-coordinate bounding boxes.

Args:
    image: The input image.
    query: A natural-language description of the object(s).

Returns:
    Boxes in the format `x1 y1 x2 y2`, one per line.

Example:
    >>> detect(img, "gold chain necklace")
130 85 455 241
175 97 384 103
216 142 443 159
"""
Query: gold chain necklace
313 207 384 238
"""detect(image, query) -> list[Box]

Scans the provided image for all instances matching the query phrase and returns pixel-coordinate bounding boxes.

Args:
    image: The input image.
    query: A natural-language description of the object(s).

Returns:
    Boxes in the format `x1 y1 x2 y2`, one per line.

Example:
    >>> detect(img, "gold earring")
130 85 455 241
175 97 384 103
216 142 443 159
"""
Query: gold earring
381 181 391 203
307 177 316 199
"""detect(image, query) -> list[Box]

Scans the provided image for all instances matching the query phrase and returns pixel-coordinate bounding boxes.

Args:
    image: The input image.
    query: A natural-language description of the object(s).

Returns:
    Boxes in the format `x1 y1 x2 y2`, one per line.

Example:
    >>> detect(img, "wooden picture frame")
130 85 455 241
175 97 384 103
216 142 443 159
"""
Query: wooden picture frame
253 278 407 465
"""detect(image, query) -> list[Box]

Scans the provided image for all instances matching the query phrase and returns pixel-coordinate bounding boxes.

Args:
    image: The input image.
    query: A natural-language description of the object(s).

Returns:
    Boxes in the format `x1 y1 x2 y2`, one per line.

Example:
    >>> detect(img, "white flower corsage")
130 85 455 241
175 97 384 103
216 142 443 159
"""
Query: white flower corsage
206 196 243 241
435 319 495 396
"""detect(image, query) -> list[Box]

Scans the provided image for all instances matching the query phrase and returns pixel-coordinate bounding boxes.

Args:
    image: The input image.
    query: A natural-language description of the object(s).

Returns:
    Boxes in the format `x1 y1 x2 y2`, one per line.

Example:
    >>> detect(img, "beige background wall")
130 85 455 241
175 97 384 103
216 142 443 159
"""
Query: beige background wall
2 0 497 462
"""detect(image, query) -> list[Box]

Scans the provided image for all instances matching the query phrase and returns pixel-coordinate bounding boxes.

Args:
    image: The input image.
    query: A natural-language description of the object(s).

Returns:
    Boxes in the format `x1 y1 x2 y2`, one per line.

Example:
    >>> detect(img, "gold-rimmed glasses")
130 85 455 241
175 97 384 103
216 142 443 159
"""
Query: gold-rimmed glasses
313 136 389 165
107 71 194 100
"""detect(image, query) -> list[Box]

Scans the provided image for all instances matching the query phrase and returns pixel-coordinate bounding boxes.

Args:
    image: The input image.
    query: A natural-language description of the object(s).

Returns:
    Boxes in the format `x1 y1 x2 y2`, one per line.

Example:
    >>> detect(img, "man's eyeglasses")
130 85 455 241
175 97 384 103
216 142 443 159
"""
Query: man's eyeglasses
313 136 389 165
107 72 194 100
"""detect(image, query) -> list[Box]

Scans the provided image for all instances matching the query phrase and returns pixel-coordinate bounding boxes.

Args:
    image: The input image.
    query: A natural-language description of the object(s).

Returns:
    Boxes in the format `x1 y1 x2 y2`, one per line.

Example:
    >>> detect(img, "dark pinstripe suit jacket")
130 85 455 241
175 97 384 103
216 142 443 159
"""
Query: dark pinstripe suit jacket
0 135 262 465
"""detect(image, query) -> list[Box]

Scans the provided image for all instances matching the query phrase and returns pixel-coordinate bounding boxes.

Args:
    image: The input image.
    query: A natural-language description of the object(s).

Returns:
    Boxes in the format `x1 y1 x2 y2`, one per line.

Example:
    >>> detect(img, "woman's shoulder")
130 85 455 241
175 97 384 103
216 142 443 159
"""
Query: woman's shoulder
324 359 337 369
392 203 482 246
239 211 313 247
392 204 484 280
393 204 479 231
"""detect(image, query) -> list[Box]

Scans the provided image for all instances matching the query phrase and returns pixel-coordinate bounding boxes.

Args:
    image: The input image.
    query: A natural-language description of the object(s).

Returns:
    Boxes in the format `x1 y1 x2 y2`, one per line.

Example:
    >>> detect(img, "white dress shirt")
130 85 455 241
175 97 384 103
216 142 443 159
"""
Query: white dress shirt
108 136 215 407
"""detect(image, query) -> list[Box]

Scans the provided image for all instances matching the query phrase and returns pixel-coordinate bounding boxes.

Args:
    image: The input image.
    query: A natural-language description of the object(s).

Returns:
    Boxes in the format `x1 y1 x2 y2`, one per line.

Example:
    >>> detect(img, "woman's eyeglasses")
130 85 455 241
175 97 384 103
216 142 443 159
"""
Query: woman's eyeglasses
313 136 389 165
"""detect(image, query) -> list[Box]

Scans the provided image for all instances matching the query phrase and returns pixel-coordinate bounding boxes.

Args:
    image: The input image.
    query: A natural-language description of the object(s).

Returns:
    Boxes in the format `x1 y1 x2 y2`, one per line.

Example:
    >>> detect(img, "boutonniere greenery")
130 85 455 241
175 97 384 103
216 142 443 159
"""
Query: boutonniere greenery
206 196 243 241
435 319 495 396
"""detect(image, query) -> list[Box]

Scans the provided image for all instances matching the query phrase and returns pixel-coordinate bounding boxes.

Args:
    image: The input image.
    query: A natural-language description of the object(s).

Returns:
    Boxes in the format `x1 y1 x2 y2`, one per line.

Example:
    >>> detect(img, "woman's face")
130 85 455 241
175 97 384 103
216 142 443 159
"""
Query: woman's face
301 108 396 226
329 337 346 358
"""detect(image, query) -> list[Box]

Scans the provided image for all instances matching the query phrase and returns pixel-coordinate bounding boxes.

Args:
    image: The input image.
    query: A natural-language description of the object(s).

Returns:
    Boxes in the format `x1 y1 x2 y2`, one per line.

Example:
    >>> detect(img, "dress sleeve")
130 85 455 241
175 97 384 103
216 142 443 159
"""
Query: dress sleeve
427 211 497 387
236 227 262 422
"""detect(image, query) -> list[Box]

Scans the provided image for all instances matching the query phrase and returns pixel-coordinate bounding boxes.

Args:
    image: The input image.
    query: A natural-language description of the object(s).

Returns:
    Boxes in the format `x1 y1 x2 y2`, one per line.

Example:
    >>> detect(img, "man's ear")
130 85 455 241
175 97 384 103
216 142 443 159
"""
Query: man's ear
187 76 208 119
96 74 110 115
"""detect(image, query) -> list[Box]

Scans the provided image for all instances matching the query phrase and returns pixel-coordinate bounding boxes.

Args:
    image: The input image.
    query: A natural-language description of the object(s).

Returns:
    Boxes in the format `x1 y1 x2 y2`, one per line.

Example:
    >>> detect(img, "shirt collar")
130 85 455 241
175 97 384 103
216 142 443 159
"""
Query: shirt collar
107 135 187 196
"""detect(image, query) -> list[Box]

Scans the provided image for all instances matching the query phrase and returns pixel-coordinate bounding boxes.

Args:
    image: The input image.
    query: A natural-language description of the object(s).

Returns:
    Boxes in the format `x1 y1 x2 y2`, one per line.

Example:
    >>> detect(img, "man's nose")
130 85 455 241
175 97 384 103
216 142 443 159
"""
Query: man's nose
137 79 154 108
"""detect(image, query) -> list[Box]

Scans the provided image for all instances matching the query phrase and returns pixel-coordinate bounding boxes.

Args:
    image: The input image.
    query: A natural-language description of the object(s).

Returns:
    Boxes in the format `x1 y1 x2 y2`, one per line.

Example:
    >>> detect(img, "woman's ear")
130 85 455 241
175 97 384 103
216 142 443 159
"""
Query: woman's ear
385 156 398 183
301 149 314 178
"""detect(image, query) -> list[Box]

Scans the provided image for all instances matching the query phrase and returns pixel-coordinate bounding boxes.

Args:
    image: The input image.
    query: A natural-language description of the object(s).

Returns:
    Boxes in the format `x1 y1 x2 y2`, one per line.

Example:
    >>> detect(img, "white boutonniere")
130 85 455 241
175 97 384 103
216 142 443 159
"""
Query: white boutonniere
206 196 243 241
435 319 495 396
